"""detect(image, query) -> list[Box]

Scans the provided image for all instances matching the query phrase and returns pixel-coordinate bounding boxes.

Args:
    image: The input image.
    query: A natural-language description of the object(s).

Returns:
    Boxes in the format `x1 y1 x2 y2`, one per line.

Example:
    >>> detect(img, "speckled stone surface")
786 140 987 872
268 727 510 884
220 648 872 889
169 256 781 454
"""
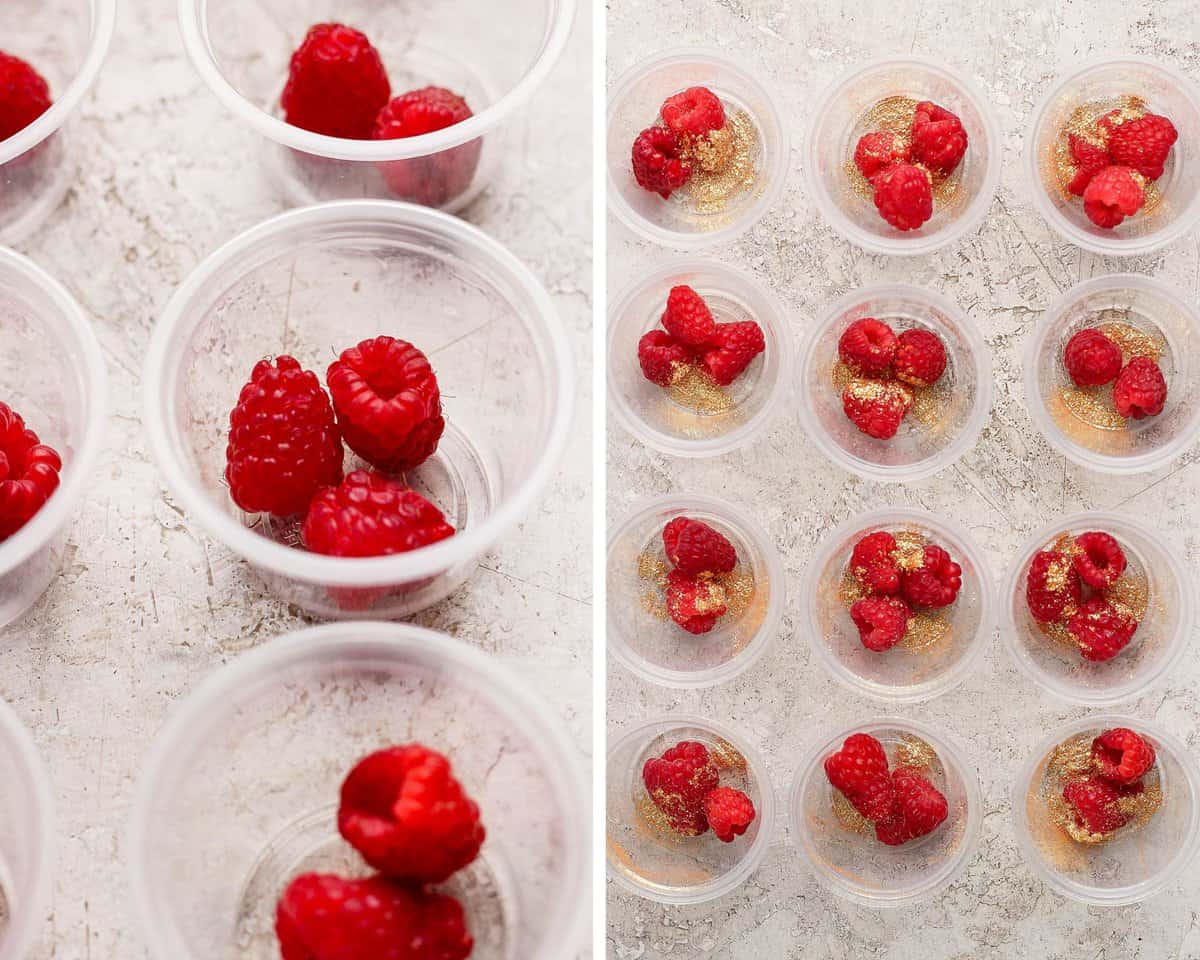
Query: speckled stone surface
607 2 1200 957
0 1 591 956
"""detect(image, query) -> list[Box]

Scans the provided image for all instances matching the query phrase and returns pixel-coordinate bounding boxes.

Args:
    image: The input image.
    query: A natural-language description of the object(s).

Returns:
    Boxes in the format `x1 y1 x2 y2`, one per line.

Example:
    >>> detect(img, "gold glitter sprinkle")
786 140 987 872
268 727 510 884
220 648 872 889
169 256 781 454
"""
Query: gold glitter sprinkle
680 124 737 175
668 365 735 416
1097 319 1166 363
1048 735 1095 782
718 566 756 622
1106 573 1150 623
638 552 669 584
1120 781 1163 826
832 789 872 834
678 109 759 215
908 378 953 432
640 590 668 621
844 376 914 416
636 793 697 842
898 610 952 652
1059 384 1129 431
892 529 928 572
831 361 854 391
895 735 942 774
711 738 748 775
838 569 869 606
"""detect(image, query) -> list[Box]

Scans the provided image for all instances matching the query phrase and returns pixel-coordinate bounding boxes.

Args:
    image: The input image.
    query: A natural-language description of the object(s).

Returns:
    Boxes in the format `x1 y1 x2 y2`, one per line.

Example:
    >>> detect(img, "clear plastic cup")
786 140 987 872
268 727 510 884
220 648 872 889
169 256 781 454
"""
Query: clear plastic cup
0 248 108 627
1022 274 1200 474
178 0 575 213
607 259 793 457
128 621 588 960
1024 57 1200 257
1012 714 1200 905
804 57 1001 256
1001 512 1192 706
798 283 993 482
606 715 774 904
0 0 115 243
789 718 982 907
801 508 994 703
607 494 784 688
607 50 789 249
142 201 573 619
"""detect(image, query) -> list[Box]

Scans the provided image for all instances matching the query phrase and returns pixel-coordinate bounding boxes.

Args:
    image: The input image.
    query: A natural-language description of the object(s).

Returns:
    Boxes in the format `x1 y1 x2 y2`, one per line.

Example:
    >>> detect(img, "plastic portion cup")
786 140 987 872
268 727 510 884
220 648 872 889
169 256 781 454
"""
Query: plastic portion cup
143 201 573 619
1001 512 1192 706
1012 715 1200 905
0 0 116 243
178 0 575 212
128 622 588 960
0 248 108 627
1022 274 1200 474
798 283 993 482
789 718 982 907
607 259 793 457
607 49 789 249
606 715 774 904
607 494 784 688
1024 56 1200 256
804 57 1001 256
801 508 994 703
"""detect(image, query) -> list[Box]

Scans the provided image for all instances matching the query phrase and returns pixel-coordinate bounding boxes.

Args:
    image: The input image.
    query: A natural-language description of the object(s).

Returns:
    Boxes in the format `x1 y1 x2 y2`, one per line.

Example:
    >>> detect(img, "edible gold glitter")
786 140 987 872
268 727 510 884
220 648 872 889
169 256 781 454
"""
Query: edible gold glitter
1119 781 1163 826
1106 573 1150 623
835 359 950 434
1037 618 1076 648
1059 385 1129 431
667 578 728 620
640 590 668 621
1097 319 1166 363
679 110 759 215
711 737 748 775
636 793 697 843
681 123 737 175
831 361 854 392
638 552 669 585
832 789 872 834
895 735 941 773
718 566 756 623
844 376 914 415
898 610 952 652
1047 735 1095 782
838 569 869 606
892 529 928 572
668 364 735 416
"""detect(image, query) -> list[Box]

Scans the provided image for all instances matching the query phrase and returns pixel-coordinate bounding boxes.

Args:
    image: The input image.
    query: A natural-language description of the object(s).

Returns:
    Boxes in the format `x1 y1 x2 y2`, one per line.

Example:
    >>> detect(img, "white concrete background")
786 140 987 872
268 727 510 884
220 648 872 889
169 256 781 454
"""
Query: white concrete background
0 1 592 956
607 1 1200 957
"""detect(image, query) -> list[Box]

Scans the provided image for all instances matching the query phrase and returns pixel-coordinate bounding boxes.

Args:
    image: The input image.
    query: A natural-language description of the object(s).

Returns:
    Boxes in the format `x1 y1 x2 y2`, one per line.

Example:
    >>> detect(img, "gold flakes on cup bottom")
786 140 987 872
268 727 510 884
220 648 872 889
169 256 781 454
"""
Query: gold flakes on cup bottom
676 109 760 216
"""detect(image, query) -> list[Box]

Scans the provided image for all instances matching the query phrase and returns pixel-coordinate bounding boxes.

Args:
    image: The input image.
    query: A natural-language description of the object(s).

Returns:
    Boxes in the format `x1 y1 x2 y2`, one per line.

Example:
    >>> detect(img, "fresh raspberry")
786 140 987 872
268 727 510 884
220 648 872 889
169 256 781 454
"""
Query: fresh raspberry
373 87 481 207
666 569 727 634
1061 777 1131 837
850 530 901 595
338 744 485 883
893 328 947 388
910 101 967 174
662 516 737 577
1063 328 1122 387
0 402 61 542
838 317 897 377
1068 597 1138 662
326 336 444 472
0 52 52 143
873 162 934 231
850 596 912 652
912 101 960 128
700 321 766 387
1082 165 1145 229
1091 727 1156 786
281 23 391 140
1066 135 1111 196
637 330 691 387
661 285 718 347
1113 355 1167 420
660 86 726 140
853 131 909 181
874 768 949 846
703 787 756 843
900 544 962 609
642 741 719 836
302 470 455 558
842 379 913 440
1106 113 1178 180
823 732 894 822
276 873 472 960
632 125 691 199
1026 550 1082 623
1072 531 1127 590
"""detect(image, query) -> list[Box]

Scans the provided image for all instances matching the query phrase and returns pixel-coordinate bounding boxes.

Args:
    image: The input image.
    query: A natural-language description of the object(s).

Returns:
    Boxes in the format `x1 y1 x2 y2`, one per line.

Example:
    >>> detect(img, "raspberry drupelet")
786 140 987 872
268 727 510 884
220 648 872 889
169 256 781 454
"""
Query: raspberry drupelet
0 402 61 541
281 23 391 140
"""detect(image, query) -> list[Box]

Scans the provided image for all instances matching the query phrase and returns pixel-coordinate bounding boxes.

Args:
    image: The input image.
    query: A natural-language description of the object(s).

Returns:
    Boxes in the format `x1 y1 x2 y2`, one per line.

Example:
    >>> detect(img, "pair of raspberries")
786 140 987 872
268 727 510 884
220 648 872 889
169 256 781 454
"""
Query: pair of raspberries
642 740 756 842
660 515 739 635
631 85 729 199
1060 728 1158 839
1064 327 1167 420
276 744 482 959
0 402 62 542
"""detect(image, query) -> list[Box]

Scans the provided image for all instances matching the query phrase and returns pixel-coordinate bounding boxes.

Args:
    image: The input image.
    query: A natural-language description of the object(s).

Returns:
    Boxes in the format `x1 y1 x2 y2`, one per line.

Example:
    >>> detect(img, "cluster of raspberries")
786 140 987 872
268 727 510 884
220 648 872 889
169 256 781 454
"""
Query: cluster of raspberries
658 515 740 635
637 285 766 390
631 85 732 199
837 317 949 439
642 740 757 842
824 732 948 846
853 100 968 231
281 23 480 206
1059 727 1158 841
1064 327 1167 420
0 402 61 542
1026 530 1140 662
1061 108 1177 229
845 530 962 652
276 744 482 959
0 50 52 143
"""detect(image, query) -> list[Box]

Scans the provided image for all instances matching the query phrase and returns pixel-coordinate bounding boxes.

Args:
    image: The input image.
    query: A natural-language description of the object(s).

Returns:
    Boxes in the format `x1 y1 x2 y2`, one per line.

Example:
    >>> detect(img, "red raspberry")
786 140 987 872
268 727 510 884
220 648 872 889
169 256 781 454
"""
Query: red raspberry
661 285 717 347
666 569 727 634
373 87 481 207
842 379 913 440
1113 355 1167 420
642 741 719 836
637 330 691 387
900 544 962 609
0 402 61 542
302 470 455 558
853 132 909 181
703 787 756 843
338 744 485 883
0 52 52 143
850 530 901 595
873 162 934 231
1026 550 1082 623
1082 165 1144 229
850 596 912 652
838 317 897 377
1068 597 1138 662
823 732 894 822
910 101 967 174
281 23 391 140
1061 777 1131 838
1063 328 1122 387
632 125 691 199
1072 531 1126 590
912 101 959 128
1066 135 1111 196
1091 727 1156 786
326 336 444 472
875 768 949 846
276 873 472 960
893 328 947 388
700 321 766 387
1107 113 1178 180
660 86 725 140
662 516 737 577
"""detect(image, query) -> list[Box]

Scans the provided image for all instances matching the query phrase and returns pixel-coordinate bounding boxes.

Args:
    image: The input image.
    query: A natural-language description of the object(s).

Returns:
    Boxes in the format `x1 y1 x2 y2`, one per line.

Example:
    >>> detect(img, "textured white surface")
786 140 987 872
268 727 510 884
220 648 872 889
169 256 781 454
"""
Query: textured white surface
607 1 1200 957
0 1 592 956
